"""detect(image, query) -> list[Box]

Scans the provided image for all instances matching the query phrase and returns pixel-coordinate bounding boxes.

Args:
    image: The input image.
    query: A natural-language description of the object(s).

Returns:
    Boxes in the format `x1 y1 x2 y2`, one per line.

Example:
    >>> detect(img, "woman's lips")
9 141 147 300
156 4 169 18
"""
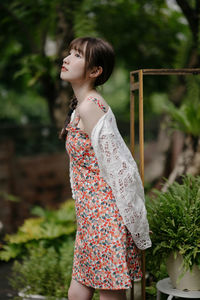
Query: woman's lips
61 66 68 71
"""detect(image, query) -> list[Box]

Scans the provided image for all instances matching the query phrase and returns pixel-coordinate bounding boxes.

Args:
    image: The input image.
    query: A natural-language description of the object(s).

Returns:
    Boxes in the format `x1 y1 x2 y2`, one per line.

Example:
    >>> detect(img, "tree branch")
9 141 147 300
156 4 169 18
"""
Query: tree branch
175 0 197 40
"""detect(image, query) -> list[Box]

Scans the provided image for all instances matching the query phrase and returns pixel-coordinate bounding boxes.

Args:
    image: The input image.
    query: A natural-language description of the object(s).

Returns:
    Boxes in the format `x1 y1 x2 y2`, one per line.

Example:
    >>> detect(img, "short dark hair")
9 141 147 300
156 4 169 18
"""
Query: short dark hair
69 37 115 86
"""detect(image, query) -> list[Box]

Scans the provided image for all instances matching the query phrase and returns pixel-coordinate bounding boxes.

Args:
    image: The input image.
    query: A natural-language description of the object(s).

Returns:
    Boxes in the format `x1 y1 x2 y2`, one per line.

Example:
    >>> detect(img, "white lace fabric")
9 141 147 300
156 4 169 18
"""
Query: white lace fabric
91 108 152 250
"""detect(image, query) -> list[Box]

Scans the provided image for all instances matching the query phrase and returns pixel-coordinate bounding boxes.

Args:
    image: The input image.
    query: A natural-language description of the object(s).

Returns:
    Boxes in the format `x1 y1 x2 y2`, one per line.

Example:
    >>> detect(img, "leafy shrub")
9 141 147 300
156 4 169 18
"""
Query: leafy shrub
163 99 200 137
147 175 200 272
10 239 74 299
0 199 76 261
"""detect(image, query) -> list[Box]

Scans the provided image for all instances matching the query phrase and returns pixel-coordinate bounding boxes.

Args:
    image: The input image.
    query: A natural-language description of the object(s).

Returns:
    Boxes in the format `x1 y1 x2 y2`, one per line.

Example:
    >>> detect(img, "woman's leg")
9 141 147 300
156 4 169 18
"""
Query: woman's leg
99 289 127 300
68 279 95 300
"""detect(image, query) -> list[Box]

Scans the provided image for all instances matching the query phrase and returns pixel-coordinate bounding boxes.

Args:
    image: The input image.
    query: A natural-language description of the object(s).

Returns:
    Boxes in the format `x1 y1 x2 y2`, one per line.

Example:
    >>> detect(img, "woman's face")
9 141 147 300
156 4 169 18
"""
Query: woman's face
60 44 87 83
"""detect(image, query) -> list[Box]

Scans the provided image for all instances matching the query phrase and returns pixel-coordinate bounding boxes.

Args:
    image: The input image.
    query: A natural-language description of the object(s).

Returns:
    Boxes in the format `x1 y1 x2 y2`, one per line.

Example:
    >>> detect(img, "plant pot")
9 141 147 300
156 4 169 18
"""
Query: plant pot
166 253 200 291
18 288 67 300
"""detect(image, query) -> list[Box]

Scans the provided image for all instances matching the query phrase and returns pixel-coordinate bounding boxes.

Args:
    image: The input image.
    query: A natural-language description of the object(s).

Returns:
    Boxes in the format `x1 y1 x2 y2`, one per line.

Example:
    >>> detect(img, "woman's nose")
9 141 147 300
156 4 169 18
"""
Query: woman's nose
63 56 69 64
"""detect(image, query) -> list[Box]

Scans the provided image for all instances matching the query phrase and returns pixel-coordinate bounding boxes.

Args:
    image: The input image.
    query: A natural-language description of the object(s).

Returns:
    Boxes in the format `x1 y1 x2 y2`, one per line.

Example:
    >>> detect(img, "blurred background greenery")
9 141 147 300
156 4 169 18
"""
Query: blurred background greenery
1 0 200 248
0 0 200 299
0 0 192 133
0 0 199 184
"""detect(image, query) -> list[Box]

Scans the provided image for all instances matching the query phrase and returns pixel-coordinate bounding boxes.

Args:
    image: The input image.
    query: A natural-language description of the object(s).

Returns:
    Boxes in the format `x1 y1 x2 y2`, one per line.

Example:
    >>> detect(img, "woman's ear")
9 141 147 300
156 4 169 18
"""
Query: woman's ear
89 66 103 79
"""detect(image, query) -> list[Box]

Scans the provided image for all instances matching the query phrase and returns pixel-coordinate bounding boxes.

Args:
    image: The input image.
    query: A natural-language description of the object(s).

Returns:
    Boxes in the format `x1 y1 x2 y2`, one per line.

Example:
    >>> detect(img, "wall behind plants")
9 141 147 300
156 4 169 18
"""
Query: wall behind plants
0 139 71 234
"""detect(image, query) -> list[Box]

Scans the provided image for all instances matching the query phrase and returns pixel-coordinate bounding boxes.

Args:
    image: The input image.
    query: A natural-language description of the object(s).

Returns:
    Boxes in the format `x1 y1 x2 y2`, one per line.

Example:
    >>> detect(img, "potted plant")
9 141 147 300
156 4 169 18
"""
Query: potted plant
147 175 200 291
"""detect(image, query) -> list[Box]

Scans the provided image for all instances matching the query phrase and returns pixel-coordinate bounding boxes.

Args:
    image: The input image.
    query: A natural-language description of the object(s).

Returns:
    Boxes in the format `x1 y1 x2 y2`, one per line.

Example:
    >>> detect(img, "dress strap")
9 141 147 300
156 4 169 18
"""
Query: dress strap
73 113 80 126
87 96 107 113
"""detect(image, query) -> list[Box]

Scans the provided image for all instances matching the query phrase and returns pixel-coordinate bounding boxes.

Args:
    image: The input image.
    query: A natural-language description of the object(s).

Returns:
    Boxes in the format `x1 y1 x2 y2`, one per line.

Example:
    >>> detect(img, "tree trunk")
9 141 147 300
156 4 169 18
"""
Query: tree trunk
40 4 76 127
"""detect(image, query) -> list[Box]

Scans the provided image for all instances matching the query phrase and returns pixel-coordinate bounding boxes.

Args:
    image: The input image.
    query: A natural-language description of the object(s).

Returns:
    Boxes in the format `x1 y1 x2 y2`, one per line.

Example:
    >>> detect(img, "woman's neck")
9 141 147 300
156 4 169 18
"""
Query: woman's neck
71 82 95 105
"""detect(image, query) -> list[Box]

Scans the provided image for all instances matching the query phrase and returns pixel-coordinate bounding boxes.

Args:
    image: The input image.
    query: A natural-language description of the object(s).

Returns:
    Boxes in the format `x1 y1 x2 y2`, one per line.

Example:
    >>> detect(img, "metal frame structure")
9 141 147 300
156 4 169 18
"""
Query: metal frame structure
129 68 200 300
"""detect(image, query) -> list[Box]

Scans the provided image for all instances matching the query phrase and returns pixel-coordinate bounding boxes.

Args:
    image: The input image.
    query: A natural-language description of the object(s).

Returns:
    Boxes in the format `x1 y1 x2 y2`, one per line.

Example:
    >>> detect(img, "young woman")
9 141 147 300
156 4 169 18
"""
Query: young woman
60 37 151 300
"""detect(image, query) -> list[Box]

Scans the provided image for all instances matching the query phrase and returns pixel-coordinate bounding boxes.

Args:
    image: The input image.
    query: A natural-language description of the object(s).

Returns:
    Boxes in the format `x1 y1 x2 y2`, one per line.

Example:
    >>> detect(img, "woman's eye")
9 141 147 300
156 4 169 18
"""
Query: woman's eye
75 53 81 58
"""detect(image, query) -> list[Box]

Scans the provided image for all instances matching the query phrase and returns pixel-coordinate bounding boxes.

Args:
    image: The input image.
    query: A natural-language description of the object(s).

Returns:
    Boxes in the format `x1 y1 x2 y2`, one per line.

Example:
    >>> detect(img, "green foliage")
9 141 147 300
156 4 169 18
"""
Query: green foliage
0 199 76 261
1 199 77 298
0 191 21 202
93 0 189 71
14 54 58 87
150 93 169 115
92 290 100 300
147 175 200 273
164 99 200 137
0 86 49 124
102 68 129 116
0 0 191 127
163 76 200 137
74 0 97 37
10 239 74 298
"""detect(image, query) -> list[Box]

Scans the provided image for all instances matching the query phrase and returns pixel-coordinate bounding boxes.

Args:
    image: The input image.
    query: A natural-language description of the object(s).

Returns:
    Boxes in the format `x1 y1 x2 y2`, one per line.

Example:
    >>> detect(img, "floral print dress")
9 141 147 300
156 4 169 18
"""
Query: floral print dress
65 97 142 290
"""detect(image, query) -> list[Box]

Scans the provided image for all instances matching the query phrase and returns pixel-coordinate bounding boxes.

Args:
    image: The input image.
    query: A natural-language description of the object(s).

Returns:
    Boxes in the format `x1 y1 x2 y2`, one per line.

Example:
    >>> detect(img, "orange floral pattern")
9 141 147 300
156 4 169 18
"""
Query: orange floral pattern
65 97 142 289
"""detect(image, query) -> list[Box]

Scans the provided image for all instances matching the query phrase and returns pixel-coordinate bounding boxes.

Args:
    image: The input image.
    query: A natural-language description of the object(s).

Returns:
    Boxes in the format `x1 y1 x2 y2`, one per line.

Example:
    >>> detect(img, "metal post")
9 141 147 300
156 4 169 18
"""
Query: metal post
129 67 200 300
138 70 146 300
130 70 146 300
138 70 144 184
130 72 135 157
130 72 135 300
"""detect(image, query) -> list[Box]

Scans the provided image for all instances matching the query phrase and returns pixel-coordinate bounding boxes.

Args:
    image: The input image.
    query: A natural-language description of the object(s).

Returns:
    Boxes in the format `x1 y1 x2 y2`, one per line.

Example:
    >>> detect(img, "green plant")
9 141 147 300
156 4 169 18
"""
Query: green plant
10 238 74 299
0 199 76 261
0 191 21 202
163 99 200 137
147 175 200 273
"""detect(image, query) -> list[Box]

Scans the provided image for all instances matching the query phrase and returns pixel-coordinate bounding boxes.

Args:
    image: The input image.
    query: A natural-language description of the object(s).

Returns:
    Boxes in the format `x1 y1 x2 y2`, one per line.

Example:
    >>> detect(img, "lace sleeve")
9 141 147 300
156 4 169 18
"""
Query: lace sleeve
91 111 151 250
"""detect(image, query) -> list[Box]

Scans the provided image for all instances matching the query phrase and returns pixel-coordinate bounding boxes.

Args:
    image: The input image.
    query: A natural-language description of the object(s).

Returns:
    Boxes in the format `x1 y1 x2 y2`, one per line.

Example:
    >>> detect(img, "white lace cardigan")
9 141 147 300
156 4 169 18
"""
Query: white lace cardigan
69 107 152 250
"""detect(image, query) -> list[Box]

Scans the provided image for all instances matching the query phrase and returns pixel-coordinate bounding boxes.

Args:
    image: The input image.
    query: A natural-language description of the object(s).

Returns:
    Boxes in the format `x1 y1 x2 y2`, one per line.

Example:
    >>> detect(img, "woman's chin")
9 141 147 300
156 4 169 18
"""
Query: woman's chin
60 73 67 80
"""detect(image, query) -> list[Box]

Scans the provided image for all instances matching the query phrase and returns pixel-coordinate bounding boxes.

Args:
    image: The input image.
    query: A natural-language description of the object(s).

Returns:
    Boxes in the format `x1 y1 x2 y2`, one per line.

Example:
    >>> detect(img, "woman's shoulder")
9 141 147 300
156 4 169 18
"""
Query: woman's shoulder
78 93 109 115
74 93 111 137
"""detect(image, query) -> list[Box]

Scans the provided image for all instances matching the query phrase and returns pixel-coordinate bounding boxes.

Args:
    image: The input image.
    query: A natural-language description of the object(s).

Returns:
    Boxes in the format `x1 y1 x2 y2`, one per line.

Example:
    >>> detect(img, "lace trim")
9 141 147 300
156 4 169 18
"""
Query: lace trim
91 109 152 250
